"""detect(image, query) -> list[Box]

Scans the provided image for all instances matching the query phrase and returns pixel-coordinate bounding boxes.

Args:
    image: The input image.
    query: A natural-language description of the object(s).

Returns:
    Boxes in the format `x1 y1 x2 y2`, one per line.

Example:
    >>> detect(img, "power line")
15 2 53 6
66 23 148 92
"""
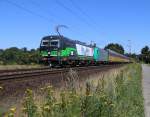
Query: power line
4 0 56 23
4 0 95 40
69 0 99 28
28 0 89 38
29 0 60 23
55 0 95 30
128 40 131 54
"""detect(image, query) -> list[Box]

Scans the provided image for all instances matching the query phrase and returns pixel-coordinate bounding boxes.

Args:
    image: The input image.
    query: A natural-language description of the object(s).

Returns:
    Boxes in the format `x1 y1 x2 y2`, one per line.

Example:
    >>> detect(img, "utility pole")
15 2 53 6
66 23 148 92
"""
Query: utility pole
128 40 131 55
55 25 68 66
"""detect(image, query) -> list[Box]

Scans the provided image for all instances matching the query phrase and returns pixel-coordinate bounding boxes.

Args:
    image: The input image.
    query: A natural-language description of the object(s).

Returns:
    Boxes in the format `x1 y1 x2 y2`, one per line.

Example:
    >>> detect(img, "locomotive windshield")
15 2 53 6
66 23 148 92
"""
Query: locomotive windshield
41 39 59 48
50 40 59 47
41 40 49 46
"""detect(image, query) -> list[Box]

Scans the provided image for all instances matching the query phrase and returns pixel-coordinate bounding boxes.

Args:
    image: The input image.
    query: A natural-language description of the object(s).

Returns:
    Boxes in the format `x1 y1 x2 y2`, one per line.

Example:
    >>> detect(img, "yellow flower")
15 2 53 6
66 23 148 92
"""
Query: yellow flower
74 95 79 98
128 76 132 80
88 94 93 97
104 102 108 105
43 105 50 111
47 86 53 89
54 102 61 105
22 107 27 112
110 103 115 107
10 107 16 113
26 89 33 95
0 86 3 90
68 91 73 94
68 100 72 104
8 113 14 117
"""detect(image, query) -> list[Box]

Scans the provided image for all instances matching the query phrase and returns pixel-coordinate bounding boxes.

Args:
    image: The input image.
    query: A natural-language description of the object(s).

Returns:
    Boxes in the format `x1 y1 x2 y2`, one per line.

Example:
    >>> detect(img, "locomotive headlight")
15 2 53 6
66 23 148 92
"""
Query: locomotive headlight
71 51 74 55
48 52 51 55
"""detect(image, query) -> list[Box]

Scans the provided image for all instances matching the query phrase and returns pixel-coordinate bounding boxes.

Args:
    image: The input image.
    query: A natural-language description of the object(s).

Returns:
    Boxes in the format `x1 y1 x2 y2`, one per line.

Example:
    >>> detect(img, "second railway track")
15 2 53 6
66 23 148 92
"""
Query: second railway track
0 65 122 81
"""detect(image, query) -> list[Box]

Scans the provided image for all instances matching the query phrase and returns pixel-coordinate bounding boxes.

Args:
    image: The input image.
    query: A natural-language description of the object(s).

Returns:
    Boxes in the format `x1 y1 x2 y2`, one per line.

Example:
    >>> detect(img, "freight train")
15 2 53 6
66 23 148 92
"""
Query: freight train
40 35 130 67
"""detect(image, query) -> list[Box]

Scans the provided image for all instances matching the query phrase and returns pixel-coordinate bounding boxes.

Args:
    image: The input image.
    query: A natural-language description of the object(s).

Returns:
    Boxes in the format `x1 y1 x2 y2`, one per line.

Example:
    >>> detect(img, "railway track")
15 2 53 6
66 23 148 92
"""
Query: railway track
0 65 122 81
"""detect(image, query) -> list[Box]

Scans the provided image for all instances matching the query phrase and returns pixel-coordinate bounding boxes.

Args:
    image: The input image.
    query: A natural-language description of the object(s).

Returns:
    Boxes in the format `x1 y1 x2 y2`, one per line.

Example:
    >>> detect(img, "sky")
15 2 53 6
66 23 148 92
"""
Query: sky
0 0 150 54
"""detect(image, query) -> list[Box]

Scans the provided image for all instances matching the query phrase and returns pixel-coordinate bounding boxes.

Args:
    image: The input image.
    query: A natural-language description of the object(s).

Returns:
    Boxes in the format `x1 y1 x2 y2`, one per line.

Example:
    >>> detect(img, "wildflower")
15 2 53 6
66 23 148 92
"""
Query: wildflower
54 102 61 106
88 94 93 97
10 107 16 113
110 103 115 107
43 105 50 111
22 107 27 112
69 91 73 94
8 113 14 117
100 94 106 99
74 95 79 98
25 89 33 95
0 86 3 90
47 86 53 89
68 100 72 104
104 101 108 105
128 76 132 80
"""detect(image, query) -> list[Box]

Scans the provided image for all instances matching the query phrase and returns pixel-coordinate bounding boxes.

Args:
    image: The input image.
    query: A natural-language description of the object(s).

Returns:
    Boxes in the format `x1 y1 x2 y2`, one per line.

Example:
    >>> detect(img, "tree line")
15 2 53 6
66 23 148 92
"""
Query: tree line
105 44 150 63
0 44 149 65
139 46 150 63
0 47 40 65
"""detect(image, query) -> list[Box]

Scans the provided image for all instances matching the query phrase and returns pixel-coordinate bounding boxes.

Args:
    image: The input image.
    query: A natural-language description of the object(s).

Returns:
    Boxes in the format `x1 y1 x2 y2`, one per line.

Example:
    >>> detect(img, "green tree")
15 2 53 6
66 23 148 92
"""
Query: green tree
104 43 124 54
140 46 150 63
0 47 40 65
0 49 4 64
1 47 20 64
141 46 149 55
28 49 40 64
21 47 28 52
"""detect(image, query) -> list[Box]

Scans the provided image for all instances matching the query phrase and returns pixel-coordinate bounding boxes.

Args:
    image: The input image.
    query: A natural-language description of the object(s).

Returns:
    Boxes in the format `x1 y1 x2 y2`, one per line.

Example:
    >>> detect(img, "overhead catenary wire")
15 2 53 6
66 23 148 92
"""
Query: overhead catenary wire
29 0 60 23
55 0 96 30
55 0 103 44
4 0 56 24
69 0 99 28
28 0 83 36
4 0 97 41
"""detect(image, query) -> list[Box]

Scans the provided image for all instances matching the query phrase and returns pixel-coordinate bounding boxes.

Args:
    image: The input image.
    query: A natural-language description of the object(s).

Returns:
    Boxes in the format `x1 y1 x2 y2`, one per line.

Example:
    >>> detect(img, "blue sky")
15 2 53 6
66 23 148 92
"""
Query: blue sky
0 0 150 54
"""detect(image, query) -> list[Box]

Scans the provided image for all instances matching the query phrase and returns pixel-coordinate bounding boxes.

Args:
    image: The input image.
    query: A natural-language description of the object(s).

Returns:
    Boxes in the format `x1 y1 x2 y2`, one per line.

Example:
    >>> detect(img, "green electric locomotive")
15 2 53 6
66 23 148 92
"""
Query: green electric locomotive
40 35 130 67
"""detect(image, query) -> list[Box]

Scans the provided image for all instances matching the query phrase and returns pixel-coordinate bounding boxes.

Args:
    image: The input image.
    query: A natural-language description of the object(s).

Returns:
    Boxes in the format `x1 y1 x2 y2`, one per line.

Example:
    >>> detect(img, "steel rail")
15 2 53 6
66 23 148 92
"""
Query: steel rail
0 65 121 81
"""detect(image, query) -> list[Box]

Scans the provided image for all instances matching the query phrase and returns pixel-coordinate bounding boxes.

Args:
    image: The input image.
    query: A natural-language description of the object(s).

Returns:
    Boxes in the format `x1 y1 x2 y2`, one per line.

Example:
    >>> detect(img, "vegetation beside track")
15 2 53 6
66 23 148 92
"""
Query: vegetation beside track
0 65 43 70
3 64 144 117
0 47 39 65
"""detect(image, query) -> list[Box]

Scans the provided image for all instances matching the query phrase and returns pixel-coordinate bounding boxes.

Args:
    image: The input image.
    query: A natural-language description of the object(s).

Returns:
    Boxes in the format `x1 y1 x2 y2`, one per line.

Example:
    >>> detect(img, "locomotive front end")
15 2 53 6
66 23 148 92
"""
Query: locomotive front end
40 36 61 66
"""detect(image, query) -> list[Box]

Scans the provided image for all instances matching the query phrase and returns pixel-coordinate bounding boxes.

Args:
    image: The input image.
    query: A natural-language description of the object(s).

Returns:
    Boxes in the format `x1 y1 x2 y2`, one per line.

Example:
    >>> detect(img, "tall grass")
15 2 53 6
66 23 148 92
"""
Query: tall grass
4 64 144 117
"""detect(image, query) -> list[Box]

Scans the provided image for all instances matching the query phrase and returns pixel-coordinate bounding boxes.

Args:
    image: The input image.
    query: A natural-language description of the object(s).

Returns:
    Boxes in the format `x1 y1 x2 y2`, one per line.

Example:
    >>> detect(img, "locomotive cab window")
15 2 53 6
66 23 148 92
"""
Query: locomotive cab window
41 40 49 46
50 40 59 47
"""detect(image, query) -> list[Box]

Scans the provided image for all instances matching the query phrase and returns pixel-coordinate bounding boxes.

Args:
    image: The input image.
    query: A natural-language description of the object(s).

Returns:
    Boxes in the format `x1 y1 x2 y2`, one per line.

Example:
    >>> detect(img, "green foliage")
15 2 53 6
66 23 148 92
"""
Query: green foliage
139 46 150 63
104 43 124 54
5 64 144 117
141 46 149 55
0 47 40 65
114 64 144 117
22 89 38 117
41 86 56 117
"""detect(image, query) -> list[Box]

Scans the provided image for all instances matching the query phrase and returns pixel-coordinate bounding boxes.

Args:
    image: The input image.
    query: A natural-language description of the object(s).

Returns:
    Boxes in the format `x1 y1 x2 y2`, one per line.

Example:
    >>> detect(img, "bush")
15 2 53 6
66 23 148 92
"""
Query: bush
0 47 40 65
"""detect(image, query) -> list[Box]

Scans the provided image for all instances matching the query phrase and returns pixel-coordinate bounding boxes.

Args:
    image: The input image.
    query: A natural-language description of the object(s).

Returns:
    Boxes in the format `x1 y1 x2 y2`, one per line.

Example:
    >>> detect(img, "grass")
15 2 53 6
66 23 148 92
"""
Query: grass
0 64 43 70
3 64 144 117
